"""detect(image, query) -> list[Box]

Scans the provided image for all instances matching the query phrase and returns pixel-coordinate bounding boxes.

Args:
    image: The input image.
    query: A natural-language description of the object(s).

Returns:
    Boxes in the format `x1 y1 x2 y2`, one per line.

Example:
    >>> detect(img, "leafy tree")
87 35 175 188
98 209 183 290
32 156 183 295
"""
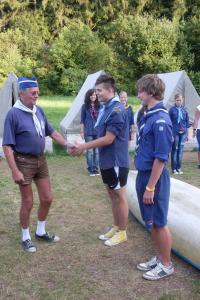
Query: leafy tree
103 14 193 93
182 15 200 71
37 19 116 94
0 30 22 83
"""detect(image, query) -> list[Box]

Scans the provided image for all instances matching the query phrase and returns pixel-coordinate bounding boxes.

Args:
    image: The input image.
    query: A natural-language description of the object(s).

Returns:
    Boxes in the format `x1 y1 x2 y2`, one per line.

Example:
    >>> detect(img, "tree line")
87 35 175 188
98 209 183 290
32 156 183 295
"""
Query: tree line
0 0 200 94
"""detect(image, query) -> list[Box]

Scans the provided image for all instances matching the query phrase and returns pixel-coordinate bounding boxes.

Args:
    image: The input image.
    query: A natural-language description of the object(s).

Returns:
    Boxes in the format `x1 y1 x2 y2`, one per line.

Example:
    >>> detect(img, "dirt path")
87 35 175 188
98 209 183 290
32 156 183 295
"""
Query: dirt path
0 155 199 300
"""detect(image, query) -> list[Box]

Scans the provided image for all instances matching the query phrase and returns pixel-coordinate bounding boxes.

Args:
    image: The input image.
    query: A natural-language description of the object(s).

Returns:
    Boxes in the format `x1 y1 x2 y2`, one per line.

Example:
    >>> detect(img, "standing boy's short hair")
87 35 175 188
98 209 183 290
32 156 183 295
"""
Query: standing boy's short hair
174 93 183 100
136 74 165 100
95 74 116 92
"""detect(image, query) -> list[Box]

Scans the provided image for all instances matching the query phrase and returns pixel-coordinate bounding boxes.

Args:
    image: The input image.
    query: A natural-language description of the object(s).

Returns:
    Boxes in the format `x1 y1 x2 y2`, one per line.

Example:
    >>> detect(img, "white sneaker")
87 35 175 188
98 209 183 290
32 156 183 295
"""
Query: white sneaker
177 169 183 174
137 256 159 271
172 170 178 174
143 262 174 280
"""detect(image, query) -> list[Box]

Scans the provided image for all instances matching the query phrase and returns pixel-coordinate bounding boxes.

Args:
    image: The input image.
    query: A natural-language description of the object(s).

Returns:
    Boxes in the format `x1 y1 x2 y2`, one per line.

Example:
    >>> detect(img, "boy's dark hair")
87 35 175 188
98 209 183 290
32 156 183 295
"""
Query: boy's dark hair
95 74 116 92
84 89 100 109
136 74 165 100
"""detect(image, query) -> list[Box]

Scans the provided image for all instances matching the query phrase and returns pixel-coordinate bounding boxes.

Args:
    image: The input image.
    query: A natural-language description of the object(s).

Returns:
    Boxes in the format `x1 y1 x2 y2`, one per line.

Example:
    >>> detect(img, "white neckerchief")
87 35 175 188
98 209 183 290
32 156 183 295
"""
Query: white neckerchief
14 99 43 137
94 96 120 128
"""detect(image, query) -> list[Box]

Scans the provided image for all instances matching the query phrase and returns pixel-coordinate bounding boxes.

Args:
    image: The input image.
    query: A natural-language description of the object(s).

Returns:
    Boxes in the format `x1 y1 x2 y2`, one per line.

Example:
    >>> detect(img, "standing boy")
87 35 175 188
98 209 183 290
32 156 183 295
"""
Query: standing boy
135 74 174 280
169 94 190 174
72 74 130 246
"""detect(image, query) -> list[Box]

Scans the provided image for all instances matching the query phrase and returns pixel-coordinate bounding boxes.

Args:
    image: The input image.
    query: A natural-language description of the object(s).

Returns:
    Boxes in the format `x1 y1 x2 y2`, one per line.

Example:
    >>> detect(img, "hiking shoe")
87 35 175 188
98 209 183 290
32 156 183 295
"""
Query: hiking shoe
177 169 183 174
22 239 36 253
172 170 178 174
35 232 60 242
143 262 174 281
137 256 159 271
98 225 119 241
104 230 127 246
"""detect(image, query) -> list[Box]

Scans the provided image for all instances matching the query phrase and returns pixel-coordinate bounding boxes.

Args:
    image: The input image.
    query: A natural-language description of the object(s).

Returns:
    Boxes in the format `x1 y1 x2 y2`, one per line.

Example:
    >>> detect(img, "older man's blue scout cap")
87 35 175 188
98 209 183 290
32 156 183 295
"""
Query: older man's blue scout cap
18 77 38 90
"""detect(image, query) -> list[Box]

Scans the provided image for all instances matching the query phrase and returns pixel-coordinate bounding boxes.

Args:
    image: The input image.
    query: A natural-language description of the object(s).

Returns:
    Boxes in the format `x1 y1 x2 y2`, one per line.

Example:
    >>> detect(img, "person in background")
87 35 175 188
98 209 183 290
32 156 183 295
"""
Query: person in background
169 94 190 175
135 74 174 281
73 74 130 247
119 91 134 142
80 89 100 176
193 104 200 168
2 77 73 253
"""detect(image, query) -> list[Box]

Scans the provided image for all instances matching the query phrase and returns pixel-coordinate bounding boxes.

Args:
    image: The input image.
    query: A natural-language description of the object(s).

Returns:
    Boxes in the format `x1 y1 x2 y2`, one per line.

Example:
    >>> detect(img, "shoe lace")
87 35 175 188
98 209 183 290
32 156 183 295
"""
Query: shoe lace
26 239 34 248
151 263 163 275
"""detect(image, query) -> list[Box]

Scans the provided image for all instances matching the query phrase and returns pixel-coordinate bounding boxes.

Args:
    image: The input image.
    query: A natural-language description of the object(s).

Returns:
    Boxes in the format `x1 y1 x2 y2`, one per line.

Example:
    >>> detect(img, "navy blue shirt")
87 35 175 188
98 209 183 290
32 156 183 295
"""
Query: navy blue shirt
169 105 190 135
96 99 130 169
125 105 134 129
134 102 173 171
3 106 54 155
81 104 100 136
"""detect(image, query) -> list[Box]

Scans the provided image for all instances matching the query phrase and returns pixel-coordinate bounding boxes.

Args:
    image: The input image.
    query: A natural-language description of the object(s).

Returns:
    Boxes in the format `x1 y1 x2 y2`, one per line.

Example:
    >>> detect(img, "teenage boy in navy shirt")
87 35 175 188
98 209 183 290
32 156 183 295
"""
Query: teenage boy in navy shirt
135 74 174 280
72 74 130 246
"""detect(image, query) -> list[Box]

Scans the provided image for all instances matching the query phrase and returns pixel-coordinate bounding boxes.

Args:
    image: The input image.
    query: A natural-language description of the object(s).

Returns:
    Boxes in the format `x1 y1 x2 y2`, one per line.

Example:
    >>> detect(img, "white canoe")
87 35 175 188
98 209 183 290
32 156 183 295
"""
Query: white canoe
126 170 200 270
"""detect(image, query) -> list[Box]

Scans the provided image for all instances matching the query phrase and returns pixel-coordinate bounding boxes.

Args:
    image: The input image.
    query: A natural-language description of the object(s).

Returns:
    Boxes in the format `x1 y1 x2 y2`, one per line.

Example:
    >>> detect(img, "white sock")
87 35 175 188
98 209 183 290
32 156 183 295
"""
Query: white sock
36 220 46 236
22 228 31 242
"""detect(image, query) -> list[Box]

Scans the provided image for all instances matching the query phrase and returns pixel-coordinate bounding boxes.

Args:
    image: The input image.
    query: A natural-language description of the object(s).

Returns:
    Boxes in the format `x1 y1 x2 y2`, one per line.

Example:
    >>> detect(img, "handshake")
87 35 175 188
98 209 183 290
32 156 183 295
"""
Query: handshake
65 141 85 156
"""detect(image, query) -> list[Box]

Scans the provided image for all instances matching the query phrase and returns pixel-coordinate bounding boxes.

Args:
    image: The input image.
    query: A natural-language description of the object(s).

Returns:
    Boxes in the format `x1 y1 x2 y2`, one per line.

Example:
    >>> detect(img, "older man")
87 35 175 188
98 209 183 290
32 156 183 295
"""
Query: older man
2 77 72 253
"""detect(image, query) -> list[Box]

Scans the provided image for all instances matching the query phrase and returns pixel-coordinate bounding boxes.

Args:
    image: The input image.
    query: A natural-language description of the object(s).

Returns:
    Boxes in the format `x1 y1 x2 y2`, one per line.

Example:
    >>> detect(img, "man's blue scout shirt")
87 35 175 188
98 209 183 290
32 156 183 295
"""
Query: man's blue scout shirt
3 106 54 155
96 99 130 170
134 102 173 171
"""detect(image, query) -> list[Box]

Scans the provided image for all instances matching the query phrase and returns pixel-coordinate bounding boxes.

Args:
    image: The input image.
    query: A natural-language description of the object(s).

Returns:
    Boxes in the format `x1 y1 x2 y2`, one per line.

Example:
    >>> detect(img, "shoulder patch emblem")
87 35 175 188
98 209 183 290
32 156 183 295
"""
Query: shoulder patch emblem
113 107 122 113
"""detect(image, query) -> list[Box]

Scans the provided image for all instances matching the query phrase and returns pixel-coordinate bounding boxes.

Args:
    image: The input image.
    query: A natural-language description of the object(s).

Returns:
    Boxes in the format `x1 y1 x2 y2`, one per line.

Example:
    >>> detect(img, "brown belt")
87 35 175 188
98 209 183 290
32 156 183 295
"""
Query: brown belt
14 151 44 158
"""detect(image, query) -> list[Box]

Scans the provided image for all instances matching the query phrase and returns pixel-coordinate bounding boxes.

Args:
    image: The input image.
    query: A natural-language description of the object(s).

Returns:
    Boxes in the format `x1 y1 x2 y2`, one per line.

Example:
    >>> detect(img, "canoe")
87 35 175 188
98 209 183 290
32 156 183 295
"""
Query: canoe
126 170 200 270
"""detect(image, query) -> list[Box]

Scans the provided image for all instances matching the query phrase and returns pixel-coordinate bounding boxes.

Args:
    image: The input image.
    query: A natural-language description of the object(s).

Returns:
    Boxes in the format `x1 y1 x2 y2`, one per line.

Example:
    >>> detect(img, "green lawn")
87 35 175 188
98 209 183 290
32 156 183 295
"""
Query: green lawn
38 95 140 132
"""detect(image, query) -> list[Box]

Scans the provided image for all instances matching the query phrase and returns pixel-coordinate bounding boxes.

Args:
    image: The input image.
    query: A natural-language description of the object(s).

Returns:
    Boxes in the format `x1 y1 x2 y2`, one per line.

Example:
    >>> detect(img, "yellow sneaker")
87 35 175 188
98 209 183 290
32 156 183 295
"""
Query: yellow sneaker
104 230 127 246
98 225 119 241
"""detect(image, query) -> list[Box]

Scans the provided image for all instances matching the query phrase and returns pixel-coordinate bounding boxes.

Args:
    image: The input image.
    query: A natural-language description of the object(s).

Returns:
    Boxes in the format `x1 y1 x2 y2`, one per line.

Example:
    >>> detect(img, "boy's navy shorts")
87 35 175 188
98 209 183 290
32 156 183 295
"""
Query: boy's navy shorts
136 168 170 228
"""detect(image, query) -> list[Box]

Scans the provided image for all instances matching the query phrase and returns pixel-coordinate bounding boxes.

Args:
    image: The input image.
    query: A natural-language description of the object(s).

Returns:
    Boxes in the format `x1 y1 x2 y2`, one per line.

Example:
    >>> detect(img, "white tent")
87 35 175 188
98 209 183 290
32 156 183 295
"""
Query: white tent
158 70 200 123
133 70 200 150
0 72 18 137
60 70 104 138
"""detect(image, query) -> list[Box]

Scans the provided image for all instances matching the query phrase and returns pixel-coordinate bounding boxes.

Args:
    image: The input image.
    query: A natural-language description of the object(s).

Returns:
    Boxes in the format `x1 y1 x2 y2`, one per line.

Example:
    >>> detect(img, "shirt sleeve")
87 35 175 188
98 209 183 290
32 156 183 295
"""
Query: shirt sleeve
81 104 86 124
2 110 16 146
153 119 173 161
129 106 134 125
105 108 126 137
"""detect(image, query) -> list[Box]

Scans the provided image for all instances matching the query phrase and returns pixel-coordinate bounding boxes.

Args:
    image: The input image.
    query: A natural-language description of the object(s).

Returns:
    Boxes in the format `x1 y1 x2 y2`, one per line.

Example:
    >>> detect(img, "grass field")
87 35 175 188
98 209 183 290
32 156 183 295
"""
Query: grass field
0 153 200 300
1 96 200 299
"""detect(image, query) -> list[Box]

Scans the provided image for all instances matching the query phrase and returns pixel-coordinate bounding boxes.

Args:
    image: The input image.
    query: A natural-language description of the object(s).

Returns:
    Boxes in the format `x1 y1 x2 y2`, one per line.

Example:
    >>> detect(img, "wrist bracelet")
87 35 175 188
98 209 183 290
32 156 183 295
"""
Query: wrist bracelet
146 186 155 192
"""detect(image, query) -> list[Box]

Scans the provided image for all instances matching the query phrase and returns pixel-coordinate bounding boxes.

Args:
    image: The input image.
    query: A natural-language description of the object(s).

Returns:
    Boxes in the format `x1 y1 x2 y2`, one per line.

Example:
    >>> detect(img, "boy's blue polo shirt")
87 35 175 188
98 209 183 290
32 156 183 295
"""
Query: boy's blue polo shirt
134 102 173 171
3 105 54 155
96 99 130 170
169 105 190 135
80 104 99 136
